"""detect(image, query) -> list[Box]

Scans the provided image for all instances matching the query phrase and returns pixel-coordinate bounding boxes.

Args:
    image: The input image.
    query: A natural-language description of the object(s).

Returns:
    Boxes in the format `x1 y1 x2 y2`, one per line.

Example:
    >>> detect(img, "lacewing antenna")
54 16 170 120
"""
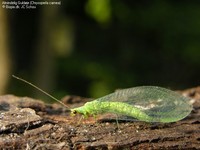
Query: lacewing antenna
12 75 70 109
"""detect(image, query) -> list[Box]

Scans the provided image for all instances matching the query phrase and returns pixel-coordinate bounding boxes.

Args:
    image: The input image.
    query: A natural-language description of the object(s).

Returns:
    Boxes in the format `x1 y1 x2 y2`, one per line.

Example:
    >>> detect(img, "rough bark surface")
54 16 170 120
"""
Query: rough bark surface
0 87 200 150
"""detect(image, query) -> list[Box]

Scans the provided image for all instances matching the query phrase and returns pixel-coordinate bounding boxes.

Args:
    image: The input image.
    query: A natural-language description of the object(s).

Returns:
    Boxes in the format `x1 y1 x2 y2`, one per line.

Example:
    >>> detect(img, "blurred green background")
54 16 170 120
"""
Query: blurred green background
1 0 200 102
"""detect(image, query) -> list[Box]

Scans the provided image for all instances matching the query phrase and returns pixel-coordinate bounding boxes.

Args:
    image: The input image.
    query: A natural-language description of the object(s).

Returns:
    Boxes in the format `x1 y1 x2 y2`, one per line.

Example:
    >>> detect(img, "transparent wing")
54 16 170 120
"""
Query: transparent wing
95 86 192 122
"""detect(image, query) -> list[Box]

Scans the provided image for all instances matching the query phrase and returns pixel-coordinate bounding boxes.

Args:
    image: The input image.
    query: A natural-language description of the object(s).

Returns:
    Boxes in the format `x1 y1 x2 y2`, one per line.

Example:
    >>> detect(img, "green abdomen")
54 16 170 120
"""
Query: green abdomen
90 101 153 122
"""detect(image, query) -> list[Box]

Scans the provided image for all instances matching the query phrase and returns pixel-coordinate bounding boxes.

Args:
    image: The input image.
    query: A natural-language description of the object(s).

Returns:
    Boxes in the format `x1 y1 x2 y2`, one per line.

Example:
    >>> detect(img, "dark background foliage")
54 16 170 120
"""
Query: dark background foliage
2 0 200 101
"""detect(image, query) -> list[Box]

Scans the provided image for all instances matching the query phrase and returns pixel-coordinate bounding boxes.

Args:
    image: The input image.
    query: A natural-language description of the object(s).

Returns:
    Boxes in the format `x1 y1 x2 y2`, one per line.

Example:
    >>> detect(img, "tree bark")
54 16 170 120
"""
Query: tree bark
0 87 199 149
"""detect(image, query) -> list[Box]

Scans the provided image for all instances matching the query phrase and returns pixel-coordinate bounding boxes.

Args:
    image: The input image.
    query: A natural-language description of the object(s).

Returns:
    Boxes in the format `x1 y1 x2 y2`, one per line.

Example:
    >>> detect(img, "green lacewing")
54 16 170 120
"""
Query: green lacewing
13 75 192 123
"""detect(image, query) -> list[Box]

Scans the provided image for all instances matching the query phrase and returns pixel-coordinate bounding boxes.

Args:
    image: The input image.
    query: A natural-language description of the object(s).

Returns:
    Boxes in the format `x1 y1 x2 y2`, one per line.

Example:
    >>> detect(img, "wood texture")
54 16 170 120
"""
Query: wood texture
0 87 200 149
